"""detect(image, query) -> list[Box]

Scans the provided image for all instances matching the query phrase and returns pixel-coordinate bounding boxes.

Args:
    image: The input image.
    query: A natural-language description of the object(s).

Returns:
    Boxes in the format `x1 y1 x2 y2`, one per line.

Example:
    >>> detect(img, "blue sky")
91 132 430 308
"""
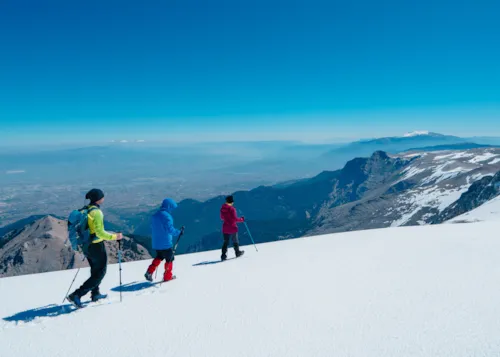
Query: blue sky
1 0 499 146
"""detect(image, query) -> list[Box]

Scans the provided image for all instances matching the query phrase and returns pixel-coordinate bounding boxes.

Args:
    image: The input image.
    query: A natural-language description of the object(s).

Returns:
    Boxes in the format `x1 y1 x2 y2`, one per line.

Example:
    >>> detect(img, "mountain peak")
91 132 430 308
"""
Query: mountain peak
403 131 438 137
0 215 151 277
371 150 390 159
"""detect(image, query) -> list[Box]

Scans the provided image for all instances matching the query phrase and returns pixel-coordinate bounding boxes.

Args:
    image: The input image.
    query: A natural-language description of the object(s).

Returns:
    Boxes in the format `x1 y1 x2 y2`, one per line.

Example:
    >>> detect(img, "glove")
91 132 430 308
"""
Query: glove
241 216 245 222
181 226 185 232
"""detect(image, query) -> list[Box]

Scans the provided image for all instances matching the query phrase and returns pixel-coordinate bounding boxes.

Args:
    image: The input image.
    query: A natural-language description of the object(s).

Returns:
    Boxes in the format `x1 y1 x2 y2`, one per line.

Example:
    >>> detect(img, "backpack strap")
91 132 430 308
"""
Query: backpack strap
86 206 99 241
87 206 98 213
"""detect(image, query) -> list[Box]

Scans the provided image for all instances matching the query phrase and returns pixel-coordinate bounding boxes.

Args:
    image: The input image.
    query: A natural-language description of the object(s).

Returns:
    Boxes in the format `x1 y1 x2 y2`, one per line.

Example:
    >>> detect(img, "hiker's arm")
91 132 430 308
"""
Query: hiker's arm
93 210 117 241
165 214 181 237
232 207 244 223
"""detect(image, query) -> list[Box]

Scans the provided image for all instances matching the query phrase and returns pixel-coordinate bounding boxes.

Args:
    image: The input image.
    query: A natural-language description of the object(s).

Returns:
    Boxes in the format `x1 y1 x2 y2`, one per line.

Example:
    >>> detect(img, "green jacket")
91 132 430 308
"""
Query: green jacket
87 205 117 243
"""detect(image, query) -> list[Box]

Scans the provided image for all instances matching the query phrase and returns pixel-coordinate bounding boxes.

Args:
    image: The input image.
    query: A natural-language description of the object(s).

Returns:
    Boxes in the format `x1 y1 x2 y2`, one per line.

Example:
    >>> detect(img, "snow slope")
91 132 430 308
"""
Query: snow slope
2 223 500 356
448 195 500 223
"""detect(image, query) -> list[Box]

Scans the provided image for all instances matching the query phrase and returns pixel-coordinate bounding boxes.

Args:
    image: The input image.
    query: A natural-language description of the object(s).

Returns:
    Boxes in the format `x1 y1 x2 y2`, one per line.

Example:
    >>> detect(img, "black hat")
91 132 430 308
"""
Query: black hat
225 195 234 203
85 188 105 203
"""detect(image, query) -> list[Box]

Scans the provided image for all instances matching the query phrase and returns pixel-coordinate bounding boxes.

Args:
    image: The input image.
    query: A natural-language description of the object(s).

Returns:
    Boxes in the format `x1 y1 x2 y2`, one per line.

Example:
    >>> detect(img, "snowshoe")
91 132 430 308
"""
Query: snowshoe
236 250 245 258
91 293 108 302
164 275 177 282
67 293 84 309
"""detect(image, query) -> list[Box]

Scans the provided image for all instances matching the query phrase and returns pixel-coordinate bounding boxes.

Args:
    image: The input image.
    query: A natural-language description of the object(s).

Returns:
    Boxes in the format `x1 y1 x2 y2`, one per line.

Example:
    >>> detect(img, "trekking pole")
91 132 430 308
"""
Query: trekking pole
118 240 123 303
62 268 80 304
62 254 86 303
238 209 258 252
173 227 185 254
243 221 258 252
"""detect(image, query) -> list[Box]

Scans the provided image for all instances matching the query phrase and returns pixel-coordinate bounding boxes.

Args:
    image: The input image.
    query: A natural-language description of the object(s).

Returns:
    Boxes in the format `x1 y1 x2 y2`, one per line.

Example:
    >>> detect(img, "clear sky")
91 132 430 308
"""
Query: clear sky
1 0 499 146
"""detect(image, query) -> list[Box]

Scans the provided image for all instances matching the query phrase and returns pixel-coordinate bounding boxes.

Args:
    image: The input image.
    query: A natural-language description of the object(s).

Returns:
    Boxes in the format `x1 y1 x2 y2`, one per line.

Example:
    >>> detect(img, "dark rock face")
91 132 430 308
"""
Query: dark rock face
432 172 500 224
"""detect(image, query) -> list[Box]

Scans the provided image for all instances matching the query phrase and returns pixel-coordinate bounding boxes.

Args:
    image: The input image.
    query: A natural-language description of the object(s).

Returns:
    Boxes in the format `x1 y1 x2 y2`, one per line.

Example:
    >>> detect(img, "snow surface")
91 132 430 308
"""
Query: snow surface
399 166 426 181
433 152 475 161
420 163 473 185
403 131 430 137
403 153 423 158
468 152 498 164
489 158 500 165
448 195 500 223
2 223 500 356
390 185 468 227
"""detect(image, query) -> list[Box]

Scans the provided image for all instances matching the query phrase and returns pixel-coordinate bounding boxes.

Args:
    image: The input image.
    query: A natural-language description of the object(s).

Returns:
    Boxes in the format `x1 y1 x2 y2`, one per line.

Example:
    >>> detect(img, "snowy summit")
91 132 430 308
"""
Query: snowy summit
403 130 432 137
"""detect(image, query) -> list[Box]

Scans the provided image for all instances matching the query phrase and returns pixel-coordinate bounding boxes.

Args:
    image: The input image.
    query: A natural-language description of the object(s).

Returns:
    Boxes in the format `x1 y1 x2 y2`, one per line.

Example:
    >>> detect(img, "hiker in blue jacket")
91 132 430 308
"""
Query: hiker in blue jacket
144 198 184 282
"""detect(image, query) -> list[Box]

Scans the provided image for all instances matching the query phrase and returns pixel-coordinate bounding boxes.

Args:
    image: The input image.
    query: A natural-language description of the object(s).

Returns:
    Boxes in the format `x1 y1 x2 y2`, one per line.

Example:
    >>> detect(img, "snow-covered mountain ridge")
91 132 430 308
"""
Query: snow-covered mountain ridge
389 149 500 225
311 148 500 233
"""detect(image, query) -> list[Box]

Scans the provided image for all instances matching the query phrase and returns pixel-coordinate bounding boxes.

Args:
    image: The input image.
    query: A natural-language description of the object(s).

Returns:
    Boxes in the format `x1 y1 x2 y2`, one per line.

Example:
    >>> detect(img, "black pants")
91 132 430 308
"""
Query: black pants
222 233 240 256
155 248 174 262
74 241 107 298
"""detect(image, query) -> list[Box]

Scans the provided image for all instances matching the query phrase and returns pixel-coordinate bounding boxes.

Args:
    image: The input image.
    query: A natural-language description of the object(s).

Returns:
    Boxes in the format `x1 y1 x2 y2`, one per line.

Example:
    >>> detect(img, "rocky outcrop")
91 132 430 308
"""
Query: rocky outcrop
432 171 500 224
0 216 151 277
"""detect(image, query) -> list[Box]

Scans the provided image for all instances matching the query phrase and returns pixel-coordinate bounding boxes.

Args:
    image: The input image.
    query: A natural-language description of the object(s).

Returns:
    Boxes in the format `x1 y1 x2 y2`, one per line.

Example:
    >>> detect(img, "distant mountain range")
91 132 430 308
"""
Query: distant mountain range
403 143 500 152
2 132 500 277
118 147 500 255
2 130 500 228
322 132 467 160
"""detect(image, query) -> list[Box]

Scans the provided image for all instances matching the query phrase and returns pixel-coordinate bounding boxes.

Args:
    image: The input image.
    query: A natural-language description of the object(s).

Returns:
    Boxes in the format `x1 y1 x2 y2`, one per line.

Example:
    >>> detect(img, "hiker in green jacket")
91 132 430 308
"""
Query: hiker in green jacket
67 189 122 308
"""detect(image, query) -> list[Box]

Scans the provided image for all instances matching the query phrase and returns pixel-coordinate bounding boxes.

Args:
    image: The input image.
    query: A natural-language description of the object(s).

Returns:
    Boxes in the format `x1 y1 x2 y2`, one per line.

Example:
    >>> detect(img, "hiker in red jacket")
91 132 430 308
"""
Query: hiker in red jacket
220 195 245 261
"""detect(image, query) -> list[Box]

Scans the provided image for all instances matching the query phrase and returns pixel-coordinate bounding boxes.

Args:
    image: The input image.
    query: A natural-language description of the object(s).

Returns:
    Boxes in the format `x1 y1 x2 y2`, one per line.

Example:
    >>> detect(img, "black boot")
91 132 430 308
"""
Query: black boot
234 244 245 258
91 289 108 302
221 240 229 261
67 292 83 308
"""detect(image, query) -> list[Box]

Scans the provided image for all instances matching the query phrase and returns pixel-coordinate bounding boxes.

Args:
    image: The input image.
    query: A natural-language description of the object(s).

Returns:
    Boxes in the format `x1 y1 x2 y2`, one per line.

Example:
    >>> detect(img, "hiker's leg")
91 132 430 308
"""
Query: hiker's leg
233 233 244 257
232 233 241 254
90 242 107 296
73 243 100 298
163 249 174 281
221 234 230 259
147 251 163 274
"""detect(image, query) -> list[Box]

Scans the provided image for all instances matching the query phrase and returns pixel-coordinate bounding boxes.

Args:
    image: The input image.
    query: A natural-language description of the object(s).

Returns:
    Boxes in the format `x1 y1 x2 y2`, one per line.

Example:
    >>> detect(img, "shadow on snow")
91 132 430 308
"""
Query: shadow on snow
110 281 157 292
192 257 236 266
3 304 76 323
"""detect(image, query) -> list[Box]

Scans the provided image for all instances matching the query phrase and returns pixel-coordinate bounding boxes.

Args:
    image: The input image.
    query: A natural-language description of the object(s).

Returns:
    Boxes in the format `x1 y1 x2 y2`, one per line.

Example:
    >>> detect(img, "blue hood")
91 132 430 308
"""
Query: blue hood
160 198 177 213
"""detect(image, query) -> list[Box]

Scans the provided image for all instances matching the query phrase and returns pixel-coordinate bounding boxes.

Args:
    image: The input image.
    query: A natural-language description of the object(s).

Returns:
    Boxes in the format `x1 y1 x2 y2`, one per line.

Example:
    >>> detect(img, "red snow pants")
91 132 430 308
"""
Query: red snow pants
146 249 174 281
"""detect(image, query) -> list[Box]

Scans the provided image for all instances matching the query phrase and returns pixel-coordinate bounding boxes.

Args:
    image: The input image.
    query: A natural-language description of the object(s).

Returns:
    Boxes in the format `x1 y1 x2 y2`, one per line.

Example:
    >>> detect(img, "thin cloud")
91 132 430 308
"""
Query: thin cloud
6 170 26 174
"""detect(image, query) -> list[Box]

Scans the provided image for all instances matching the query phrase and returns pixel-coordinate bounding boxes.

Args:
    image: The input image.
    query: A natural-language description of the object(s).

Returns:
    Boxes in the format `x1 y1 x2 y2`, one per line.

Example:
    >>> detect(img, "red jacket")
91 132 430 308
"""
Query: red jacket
220 203 244 234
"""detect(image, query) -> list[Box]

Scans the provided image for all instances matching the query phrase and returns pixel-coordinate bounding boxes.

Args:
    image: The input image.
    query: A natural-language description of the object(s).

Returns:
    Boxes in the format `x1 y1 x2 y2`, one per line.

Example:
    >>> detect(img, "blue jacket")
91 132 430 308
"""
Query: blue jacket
151 198 181 250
